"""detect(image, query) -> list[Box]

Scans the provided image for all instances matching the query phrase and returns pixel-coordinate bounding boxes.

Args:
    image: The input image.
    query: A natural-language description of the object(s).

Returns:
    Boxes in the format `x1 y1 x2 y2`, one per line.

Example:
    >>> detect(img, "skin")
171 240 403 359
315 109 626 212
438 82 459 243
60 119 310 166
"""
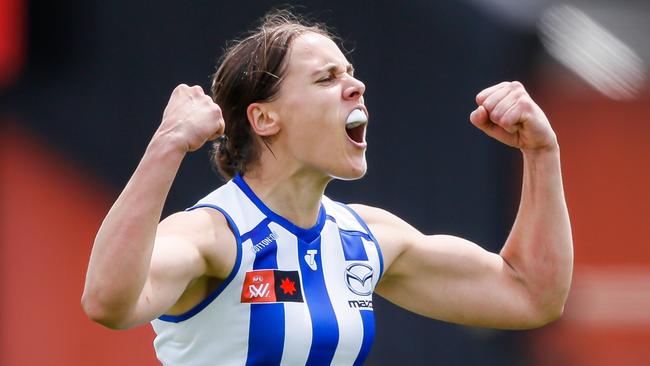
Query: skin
82 32 573 330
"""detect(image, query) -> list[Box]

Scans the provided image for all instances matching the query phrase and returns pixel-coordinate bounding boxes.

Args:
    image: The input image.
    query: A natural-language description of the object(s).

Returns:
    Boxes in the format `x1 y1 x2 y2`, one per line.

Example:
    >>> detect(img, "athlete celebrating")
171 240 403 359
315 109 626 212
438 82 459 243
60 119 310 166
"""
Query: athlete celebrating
82 10 573 366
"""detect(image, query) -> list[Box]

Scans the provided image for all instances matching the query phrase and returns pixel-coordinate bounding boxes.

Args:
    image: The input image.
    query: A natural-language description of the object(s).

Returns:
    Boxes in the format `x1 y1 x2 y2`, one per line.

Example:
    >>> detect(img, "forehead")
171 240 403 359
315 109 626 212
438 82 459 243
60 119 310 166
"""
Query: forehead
286 32 349 74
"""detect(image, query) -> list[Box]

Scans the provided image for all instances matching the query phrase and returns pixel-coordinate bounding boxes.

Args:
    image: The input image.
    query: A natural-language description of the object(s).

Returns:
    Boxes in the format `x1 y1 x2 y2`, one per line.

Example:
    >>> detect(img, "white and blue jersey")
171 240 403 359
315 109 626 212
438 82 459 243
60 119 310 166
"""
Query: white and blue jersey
151 174 384 366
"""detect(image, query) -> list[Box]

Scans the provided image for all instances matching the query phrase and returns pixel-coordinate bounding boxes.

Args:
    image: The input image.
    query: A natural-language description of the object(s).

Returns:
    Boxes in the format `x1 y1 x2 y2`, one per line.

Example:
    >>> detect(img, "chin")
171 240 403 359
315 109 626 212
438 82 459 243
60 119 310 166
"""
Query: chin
330 161 367 181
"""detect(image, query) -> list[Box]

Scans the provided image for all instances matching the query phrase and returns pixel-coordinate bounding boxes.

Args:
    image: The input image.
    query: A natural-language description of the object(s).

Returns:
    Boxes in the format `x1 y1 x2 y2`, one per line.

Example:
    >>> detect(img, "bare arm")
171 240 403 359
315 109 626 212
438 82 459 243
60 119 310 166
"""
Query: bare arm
81 84 225 329
359 81 573 329
471 81 573 324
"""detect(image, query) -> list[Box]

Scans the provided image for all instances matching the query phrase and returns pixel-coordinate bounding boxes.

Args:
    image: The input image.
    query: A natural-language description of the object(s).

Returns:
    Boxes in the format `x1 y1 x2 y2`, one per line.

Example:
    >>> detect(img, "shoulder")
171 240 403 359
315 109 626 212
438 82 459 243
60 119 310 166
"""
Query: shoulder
348 203 420 234
157 207 237 279
158 207 232 243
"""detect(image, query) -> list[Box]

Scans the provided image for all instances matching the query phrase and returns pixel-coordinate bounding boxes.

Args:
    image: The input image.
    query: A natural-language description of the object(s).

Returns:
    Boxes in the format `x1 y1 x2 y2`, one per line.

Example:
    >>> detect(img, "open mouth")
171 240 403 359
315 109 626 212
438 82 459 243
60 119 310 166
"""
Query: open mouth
345 109 368 144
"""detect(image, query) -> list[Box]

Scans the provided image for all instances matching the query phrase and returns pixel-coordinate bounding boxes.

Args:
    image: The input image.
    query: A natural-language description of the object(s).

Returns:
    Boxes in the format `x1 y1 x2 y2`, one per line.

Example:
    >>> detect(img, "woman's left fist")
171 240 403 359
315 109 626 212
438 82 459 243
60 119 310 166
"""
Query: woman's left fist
470 81 558 152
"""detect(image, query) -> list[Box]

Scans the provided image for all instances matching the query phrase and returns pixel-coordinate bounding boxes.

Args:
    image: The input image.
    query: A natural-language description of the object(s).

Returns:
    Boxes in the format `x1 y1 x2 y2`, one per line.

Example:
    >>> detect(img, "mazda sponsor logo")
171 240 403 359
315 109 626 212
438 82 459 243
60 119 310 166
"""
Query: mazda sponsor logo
344 263 373 296
348 300 373 309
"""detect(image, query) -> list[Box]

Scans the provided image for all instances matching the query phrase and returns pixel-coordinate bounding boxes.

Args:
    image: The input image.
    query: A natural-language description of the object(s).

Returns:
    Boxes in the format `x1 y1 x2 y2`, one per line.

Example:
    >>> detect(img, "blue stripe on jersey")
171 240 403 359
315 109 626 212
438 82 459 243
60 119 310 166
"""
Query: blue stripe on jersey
157 204 242 323
240 217 270 243
353 310 375 366
339 231 369 261
247 304 285 365
337 203 385 282
339 228 372 241
246 224 285 366
233 174 326 243
298 237 339 366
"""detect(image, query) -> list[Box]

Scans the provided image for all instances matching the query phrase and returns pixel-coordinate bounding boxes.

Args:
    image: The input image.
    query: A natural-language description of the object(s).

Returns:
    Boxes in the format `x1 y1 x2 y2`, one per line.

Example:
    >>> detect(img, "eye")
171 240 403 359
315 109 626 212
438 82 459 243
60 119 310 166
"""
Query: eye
317 75 336 83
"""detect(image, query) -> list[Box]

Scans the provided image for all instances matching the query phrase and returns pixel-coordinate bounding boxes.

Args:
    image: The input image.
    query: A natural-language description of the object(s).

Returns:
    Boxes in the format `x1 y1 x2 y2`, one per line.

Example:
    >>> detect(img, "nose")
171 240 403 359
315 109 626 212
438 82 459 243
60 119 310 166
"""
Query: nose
343 76 366 101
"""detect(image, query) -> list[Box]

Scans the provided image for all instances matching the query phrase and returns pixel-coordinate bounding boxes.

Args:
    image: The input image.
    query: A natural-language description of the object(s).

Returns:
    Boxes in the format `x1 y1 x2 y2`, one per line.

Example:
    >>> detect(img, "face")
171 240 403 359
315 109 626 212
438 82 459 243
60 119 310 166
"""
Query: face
268 32 369 180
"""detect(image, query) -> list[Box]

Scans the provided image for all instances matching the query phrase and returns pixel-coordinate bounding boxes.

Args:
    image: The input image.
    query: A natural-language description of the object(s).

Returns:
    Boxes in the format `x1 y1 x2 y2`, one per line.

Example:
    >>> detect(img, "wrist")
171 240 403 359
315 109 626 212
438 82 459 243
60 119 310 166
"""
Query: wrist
521 142 561 172
521 138 560 159
148 128 188 161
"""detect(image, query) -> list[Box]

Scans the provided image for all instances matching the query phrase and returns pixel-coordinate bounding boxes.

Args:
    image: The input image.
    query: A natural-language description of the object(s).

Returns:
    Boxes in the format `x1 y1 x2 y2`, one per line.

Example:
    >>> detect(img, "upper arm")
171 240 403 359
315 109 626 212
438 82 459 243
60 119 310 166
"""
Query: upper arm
123 208 235 327
351 204 542 329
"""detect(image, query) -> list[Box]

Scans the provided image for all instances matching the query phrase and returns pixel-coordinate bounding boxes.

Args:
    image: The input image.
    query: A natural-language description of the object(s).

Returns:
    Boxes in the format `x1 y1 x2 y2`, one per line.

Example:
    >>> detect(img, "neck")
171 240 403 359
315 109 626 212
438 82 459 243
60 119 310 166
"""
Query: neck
242 158 330 229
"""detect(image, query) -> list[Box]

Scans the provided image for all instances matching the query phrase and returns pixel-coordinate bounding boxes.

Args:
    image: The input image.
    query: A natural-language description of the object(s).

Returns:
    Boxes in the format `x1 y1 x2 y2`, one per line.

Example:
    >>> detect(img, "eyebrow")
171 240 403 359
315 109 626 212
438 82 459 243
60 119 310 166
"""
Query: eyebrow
312 63 355 76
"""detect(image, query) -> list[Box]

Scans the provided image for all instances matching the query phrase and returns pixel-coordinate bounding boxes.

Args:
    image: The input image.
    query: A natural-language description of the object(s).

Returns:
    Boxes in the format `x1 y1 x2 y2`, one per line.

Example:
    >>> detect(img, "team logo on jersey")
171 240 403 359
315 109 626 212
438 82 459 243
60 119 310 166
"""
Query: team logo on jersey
304 249 318 271
344 263 374 296
241 270 304 303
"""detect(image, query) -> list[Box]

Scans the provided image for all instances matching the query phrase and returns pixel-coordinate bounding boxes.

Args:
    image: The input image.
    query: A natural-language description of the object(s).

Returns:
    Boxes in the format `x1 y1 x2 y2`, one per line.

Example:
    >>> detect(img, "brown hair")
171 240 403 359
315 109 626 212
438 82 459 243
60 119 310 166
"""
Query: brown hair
210 9 335 179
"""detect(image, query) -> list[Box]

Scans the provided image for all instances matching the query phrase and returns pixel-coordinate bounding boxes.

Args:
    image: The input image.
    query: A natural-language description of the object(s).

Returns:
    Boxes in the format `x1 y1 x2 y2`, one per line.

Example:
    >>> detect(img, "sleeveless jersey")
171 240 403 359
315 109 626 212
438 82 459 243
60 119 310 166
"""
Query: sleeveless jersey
151 174 384 366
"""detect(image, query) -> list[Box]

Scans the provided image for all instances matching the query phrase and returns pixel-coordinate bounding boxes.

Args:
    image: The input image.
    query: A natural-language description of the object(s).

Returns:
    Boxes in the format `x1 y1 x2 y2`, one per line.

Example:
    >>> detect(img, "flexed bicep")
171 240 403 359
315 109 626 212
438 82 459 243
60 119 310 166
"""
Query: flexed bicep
122 235 207 328
377 234 545 329
126 208 237 328
354 204 546 329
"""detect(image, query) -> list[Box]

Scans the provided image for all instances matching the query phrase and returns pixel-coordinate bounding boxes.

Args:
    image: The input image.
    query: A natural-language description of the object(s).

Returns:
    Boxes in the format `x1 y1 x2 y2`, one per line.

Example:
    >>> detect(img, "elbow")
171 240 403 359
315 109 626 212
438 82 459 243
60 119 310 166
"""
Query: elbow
534 304 565 327
81 292 131 330
524 301 566 329
519 272 572 328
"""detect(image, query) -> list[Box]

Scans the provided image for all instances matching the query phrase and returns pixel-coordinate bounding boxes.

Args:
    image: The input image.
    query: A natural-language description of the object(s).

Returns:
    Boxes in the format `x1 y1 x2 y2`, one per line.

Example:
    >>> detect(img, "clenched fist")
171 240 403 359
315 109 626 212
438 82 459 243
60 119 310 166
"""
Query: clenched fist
470 81 558 152
158 84 225 152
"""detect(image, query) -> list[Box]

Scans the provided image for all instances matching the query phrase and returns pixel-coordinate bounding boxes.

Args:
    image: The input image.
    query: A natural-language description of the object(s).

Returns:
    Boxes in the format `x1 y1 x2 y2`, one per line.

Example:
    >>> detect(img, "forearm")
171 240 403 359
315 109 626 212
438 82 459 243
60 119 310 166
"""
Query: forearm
501 145 573 319
82 131 186 322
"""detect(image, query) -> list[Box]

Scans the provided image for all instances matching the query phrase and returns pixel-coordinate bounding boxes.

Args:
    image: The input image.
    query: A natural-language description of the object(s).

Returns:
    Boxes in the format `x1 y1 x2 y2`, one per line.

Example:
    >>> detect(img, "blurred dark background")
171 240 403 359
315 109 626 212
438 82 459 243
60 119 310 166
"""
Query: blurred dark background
2 1 649 365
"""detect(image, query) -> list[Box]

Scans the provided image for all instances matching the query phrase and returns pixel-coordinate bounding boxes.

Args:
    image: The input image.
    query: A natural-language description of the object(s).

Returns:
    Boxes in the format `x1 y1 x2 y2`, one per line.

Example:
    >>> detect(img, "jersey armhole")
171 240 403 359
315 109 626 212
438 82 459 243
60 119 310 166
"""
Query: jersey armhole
337 203 385 283
157 204 242 323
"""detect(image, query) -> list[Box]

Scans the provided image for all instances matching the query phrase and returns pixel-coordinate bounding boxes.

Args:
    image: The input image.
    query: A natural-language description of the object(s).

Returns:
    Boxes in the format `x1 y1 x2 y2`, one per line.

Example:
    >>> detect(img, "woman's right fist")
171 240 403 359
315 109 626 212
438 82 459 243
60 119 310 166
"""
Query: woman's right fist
159 84 225 152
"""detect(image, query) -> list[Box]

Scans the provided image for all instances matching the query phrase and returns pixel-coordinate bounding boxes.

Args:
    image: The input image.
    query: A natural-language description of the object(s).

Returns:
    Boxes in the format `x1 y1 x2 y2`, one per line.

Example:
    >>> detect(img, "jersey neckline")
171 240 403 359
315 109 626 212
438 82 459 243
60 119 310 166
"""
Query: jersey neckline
233 173 326 243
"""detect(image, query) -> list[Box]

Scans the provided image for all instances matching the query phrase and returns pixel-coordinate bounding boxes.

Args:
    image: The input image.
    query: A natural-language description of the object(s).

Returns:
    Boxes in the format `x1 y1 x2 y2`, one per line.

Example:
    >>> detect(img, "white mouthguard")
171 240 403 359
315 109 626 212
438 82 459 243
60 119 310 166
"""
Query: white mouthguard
346 109 367 127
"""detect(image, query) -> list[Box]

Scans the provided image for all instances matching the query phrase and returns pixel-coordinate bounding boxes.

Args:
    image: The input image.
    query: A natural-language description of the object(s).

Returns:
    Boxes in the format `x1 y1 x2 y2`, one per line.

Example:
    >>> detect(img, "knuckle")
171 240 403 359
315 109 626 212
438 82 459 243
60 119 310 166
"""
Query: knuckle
483 95 495 107
171 84 188 96
501 108 516 123
208 99 221 111
511 90 525 100
517 98 533 112
511 81 524 90
496 114 509 126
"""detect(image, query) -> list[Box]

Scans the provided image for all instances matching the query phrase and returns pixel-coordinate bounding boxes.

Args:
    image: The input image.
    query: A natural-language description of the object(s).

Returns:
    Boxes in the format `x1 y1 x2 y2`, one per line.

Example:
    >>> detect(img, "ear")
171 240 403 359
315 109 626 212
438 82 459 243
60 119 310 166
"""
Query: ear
247 103 280 137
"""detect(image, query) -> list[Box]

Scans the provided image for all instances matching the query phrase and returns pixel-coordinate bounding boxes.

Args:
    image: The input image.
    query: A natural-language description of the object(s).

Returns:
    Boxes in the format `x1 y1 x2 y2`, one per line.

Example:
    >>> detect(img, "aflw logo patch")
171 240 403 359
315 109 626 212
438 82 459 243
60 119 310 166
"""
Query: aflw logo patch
241 270 304 303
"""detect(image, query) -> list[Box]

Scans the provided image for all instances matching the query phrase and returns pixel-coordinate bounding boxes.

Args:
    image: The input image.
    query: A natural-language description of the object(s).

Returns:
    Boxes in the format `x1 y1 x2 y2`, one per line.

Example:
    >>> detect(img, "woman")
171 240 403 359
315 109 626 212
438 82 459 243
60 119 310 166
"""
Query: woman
82 10 573 366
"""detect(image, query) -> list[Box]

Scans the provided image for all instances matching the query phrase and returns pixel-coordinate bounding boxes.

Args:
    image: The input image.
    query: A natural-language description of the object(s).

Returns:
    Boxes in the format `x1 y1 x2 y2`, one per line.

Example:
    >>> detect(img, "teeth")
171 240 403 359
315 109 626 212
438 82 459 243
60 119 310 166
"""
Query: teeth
346 109 367 129
346 121 364 129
